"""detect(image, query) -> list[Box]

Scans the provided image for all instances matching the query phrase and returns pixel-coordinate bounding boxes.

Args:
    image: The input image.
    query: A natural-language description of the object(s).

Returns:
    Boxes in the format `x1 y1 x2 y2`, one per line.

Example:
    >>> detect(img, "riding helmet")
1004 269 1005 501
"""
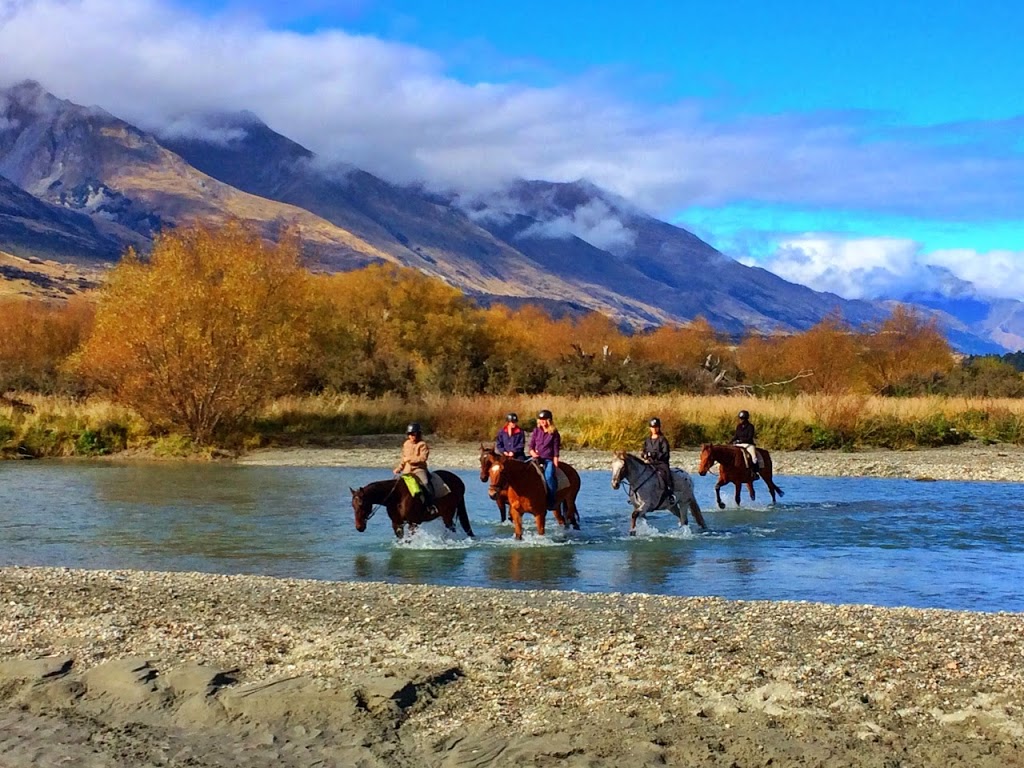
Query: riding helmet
506 412 518 423
406 422 422 435
738 410 750 421
649 417 661 428
537 409 553 420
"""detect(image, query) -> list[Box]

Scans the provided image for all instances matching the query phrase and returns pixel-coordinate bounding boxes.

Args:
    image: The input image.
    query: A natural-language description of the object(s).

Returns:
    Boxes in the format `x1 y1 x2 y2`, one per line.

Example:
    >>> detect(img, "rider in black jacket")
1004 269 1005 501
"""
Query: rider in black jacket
642 417 674 500
731 410 759 478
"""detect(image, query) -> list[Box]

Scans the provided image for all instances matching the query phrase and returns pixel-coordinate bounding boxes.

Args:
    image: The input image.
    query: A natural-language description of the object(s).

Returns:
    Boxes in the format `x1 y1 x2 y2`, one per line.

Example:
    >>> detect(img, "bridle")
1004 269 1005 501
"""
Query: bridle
486 456 507 498
619 453 658 496
356 477 402 523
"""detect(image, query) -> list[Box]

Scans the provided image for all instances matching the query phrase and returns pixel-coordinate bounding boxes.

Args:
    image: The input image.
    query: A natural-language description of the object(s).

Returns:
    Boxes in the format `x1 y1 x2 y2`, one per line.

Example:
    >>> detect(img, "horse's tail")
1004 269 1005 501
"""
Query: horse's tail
456 495 475 537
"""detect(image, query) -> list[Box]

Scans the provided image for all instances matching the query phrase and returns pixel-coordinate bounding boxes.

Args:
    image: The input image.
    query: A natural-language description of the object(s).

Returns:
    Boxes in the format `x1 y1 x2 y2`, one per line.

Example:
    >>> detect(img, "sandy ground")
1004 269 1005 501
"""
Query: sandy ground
1 568 1023 767
3 443 1023 766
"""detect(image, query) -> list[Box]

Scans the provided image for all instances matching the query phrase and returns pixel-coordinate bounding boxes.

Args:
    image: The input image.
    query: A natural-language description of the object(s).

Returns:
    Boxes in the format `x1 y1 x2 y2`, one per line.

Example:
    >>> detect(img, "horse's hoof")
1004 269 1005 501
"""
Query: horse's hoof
717 502 726 510
629 529 636 537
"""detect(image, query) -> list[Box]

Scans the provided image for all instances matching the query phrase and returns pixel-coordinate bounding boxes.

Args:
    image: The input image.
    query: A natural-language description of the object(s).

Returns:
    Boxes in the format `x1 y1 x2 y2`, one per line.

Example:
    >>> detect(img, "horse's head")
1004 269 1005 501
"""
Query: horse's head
697 444 714 476
486 455 507 500
479 445 497 483
610 450 627 489
351 486 372 532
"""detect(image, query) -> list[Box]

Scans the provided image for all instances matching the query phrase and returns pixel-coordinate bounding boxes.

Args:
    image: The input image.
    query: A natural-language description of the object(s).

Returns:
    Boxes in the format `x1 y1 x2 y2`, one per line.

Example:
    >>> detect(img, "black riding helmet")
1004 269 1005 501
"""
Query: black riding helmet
537 409 553 420
738 410 750 421
649 417 661 428
506 412 518 423
406 422 422 435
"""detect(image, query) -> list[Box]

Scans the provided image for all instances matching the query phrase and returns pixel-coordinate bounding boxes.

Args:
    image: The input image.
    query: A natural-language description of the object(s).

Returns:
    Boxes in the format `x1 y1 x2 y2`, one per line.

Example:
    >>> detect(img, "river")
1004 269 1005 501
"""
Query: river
1 462 1021 612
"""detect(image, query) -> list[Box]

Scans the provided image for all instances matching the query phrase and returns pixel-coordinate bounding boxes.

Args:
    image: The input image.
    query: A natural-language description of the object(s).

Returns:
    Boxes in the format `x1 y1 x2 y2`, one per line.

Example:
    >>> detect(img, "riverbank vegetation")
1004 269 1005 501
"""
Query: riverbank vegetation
2 222 1024 457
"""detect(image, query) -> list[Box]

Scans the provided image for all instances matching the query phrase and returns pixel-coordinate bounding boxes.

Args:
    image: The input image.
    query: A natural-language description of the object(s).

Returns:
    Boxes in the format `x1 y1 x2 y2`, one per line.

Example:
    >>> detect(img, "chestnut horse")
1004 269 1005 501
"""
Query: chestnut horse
351 470 474 539
697 443 784 509
479 448 581 540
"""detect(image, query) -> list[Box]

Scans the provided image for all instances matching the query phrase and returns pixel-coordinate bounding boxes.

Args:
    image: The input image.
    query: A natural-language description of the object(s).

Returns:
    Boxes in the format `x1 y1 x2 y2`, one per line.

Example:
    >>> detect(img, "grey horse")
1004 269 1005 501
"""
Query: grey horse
610 450 707 535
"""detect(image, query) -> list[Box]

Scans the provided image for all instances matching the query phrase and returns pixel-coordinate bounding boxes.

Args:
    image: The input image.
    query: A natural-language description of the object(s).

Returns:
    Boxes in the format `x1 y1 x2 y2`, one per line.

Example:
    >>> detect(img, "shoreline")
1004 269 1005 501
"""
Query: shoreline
2 567 1023 767
236 439 1024 483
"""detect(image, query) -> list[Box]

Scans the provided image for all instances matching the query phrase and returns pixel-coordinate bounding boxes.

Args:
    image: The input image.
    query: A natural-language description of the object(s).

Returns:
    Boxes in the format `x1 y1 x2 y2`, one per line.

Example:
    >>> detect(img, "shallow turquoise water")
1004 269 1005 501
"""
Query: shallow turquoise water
1 462 1021 612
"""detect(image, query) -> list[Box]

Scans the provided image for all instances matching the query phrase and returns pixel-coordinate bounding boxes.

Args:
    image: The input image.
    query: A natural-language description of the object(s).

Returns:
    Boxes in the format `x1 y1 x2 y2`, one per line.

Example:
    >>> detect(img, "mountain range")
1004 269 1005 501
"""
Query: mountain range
0 80 1014 353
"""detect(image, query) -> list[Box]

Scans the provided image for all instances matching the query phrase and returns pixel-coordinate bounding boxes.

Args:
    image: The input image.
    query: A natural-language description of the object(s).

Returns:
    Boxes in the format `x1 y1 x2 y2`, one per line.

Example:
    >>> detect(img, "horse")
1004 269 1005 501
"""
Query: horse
479 445 513 523
697 443 784 509
351 470 474 539
610 451 707 535
479 448 581 540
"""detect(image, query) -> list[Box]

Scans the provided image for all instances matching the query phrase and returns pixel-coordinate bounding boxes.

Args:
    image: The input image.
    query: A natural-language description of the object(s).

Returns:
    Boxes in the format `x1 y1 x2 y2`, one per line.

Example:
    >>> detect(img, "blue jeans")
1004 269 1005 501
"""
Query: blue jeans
537 458 557 506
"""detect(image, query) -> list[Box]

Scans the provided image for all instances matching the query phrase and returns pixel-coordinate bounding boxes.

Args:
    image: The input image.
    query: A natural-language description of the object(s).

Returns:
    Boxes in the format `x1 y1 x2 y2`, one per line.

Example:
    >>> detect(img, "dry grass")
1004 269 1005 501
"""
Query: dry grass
7 392 1024 457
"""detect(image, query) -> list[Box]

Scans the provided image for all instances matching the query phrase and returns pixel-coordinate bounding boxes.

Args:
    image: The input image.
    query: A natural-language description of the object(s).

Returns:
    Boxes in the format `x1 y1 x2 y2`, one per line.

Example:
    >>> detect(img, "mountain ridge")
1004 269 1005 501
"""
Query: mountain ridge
0 80 1013 352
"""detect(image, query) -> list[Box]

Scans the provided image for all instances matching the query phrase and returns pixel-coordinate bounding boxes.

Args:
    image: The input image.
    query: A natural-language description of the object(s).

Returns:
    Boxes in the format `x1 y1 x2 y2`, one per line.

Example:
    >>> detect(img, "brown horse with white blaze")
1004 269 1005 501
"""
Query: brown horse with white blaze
697 443 784 509
480 448 581 540
351 470 474 539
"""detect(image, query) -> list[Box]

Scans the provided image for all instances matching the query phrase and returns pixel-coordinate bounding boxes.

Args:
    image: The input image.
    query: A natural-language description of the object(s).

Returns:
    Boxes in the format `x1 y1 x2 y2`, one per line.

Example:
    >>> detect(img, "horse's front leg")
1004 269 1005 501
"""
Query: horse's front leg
733 481 742 506
510 506 524 541
535 509 547 536
714 481 726 509
497 495 508 523
748 481 757 502
389 509 404 538
629 505 642 536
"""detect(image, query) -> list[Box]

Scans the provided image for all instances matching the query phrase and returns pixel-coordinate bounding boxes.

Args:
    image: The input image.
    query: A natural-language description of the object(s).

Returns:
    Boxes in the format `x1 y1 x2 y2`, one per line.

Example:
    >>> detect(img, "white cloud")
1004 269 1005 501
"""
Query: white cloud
517 199 636 253
760 235 1024 301
1 0 1022 221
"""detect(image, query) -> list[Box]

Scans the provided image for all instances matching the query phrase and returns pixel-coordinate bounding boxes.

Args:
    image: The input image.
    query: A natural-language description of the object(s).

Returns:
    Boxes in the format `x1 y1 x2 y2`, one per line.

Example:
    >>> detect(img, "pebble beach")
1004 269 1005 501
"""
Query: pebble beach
2 443 1024 767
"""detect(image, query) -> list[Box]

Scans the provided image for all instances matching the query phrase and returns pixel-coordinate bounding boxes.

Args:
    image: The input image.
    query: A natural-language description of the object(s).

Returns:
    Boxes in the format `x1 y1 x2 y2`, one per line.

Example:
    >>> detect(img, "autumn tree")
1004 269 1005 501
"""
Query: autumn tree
776 314 863 394
0 297 94 393
861 306 955 394
314 264 497 396
74 222 315 442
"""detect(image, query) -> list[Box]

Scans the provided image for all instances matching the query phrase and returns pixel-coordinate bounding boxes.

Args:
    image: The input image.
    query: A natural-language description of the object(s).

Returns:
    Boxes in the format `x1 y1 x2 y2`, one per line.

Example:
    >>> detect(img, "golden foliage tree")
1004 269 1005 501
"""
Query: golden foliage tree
630 317 725 369
861 306 955 393
314 264 495 395
75 222 315 442
776 314 863 394
0 297 94 392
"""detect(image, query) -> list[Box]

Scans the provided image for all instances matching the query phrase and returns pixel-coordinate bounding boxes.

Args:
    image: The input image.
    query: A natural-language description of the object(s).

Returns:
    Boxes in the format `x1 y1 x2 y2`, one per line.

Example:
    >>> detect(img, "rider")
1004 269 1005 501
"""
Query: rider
394 423 435 511
731 410 760 480
495 412 527 460
528 409 560 507
641 417 674 502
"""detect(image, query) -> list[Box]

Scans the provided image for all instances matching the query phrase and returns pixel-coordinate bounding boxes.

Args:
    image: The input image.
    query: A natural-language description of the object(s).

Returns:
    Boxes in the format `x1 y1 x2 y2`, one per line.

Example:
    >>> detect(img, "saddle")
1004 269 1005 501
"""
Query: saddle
530 462 571 492
734 444 761 473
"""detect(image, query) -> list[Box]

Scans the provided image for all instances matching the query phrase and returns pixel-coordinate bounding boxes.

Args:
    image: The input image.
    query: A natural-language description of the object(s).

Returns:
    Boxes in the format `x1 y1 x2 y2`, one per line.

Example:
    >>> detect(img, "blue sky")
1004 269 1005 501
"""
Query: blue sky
2 0 1023 300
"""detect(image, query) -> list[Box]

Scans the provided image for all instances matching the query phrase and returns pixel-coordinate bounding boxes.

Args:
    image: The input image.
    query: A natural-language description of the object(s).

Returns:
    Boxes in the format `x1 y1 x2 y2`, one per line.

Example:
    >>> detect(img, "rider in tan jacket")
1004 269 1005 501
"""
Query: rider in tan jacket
394 423 433 507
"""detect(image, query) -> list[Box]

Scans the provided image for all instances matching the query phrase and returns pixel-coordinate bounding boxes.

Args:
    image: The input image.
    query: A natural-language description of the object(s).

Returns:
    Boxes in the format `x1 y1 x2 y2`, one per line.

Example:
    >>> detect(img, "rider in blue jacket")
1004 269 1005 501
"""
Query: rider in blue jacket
495 412 527 460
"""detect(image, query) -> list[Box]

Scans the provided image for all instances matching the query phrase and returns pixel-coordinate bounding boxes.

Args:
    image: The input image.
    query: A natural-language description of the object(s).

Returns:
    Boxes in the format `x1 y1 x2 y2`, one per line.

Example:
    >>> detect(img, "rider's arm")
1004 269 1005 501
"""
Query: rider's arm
552 431 560 467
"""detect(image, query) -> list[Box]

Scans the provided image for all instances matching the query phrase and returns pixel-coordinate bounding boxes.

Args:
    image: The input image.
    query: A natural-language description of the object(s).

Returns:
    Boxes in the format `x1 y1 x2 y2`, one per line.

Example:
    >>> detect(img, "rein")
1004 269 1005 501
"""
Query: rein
622 455 658 496
362 477 403 522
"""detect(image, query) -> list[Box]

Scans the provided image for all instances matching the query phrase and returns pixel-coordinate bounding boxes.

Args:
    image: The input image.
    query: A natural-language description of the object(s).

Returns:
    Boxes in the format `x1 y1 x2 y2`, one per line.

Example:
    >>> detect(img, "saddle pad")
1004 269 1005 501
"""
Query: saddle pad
401 474 451 499
531 462 570 492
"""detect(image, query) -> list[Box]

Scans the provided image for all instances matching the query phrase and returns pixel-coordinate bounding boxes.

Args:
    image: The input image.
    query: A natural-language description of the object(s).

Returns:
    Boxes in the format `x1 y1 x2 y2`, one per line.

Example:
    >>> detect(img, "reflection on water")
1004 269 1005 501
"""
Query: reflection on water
385 546 470 582
625 543 695 588
1 462 1024 611
485 546 579 587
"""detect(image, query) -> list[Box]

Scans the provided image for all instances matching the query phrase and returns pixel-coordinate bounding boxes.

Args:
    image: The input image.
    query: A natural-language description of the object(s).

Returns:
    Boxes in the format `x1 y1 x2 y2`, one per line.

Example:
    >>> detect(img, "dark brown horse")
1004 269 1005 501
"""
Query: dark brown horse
351 470 474 539
480 448 581 540
697 443 785 509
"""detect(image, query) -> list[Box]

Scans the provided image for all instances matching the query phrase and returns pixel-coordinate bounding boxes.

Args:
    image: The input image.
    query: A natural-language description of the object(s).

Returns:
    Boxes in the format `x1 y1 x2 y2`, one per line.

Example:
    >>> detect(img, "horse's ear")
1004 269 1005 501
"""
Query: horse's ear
349 487 357 496
614 449 625 459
